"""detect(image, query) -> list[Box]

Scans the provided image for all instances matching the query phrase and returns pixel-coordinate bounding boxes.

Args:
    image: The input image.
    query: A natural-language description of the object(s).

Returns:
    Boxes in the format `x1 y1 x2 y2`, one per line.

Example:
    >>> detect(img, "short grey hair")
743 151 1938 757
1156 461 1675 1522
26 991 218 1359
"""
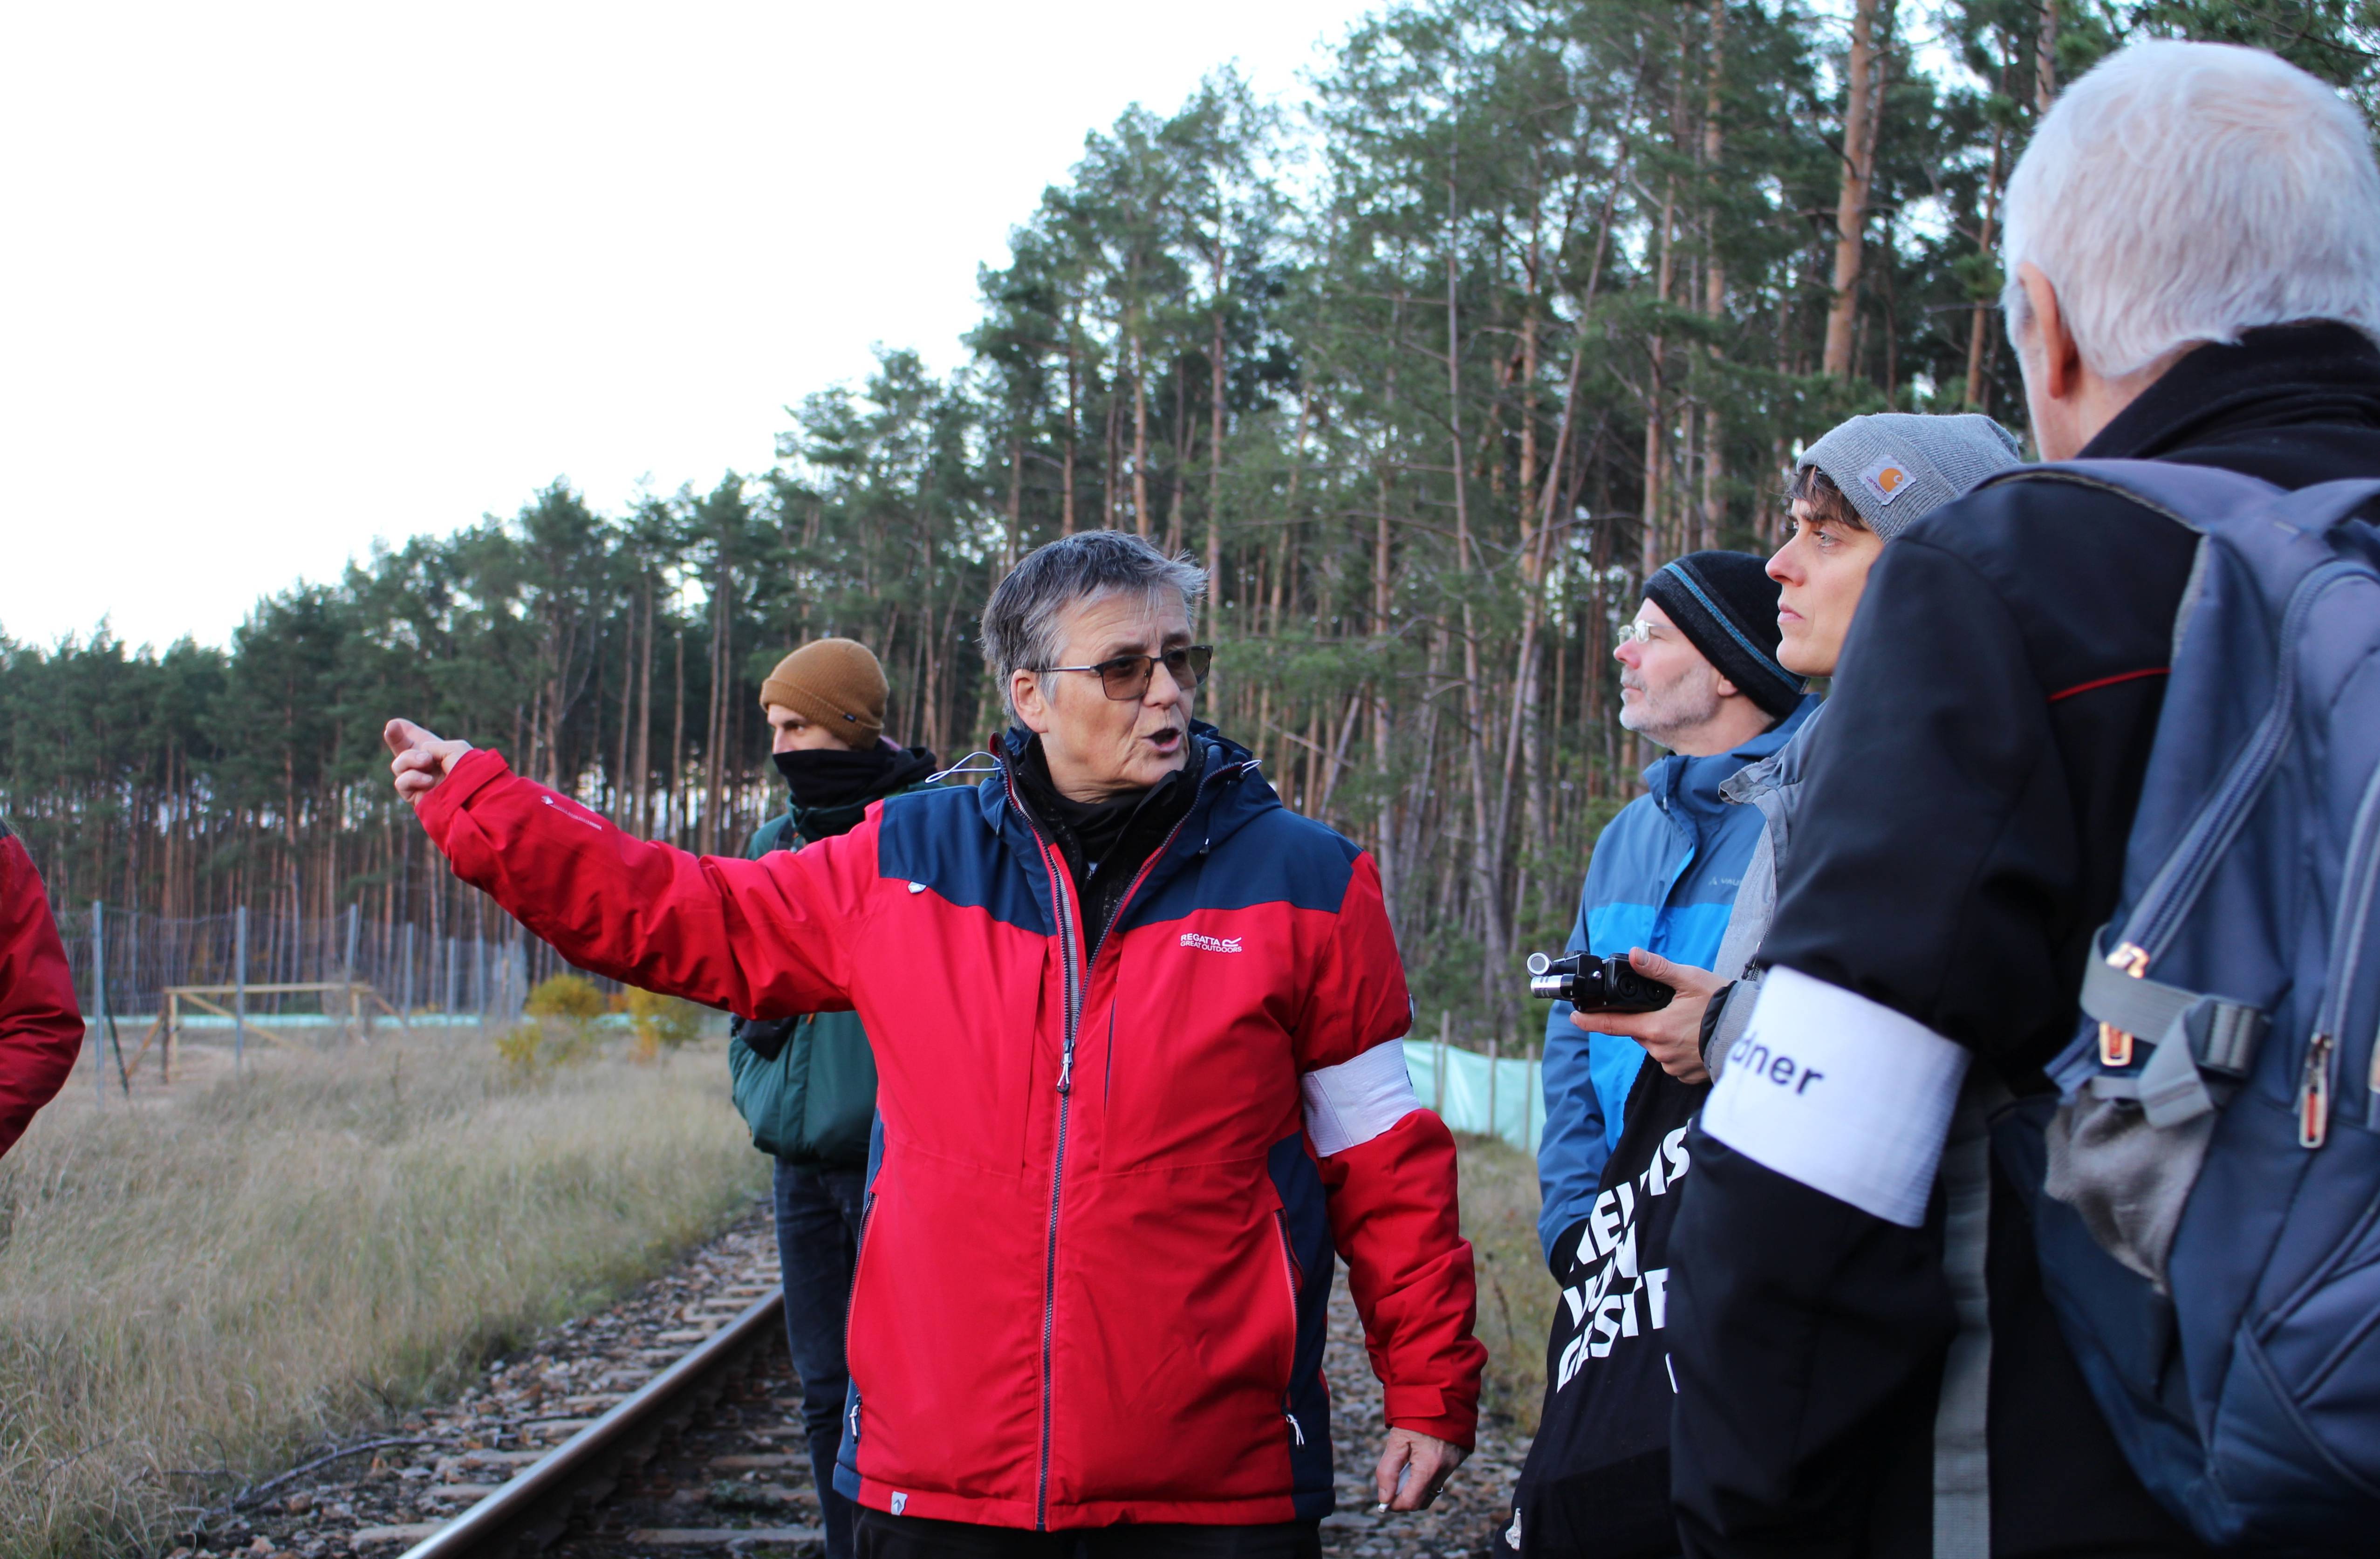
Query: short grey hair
981 531 1208 720
2002 40 2380 377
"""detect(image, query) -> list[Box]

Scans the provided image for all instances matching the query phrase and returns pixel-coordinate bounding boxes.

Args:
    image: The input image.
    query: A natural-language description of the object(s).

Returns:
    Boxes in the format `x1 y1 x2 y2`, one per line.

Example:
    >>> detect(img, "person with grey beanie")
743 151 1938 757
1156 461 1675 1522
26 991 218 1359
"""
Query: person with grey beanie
1589 410 2025 1086
1500 410 2021 1559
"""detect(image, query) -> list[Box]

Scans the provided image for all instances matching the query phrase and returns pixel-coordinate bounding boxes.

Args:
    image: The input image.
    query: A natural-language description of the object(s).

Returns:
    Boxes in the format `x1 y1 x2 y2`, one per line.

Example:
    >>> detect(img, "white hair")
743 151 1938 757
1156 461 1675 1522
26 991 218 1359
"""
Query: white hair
2002 40 2380 376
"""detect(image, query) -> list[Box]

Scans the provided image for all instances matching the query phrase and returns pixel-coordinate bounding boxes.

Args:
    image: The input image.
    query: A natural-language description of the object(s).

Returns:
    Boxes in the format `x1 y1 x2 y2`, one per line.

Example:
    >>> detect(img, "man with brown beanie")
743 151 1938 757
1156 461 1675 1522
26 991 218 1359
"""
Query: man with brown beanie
736 637 939 1559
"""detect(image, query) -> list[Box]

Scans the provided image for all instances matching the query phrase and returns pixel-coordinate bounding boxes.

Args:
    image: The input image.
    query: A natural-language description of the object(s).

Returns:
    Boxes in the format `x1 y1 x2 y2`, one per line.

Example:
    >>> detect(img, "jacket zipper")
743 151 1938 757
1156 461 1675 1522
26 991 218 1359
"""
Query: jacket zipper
2120 563 2359 964
2315 763 2380 1134
1003 757 1224 1530
1274 1209 1306 1448
843 1190 876 1448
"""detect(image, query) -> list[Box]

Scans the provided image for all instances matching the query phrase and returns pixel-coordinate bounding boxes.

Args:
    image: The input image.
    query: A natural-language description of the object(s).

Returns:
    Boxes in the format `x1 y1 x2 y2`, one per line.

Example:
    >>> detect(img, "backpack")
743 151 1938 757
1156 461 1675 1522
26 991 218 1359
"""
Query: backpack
1985 459 2380 1552
726 814 879 1166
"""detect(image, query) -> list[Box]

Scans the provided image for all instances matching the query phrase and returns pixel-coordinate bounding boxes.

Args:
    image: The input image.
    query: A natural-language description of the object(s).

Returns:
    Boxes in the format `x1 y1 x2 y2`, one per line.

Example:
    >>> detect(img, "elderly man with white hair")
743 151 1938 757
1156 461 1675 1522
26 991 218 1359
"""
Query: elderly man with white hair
1663 40 2380 1559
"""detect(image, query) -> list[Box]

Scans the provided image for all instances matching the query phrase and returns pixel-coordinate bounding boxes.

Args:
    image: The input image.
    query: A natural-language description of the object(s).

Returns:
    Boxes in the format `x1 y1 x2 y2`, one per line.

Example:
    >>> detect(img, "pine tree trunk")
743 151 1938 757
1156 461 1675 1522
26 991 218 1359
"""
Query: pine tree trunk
1702 0 1729 550
1131 328 1153 538
1446 171 1510 999
1823 0 1883 377
1640 172 1677 578
670 628 686 847
1064 326 1081 535
1204 298 1226 642
1965 119 2007 410
2035 0 2058 111
994 430 1017 571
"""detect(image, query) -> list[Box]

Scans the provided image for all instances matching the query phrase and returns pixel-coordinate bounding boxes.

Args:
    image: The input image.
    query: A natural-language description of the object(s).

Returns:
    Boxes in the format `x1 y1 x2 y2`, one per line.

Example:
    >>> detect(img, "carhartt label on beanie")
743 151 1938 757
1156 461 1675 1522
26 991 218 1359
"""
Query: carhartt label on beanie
759 638 888 748
1799 413 2023 540
1643 551 1806 720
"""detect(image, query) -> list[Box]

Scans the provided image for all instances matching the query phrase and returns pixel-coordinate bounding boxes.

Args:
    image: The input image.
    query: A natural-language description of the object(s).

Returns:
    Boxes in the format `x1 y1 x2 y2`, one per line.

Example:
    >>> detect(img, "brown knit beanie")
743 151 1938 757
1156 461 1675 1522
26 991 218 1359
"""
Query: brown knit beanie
758 639 888 748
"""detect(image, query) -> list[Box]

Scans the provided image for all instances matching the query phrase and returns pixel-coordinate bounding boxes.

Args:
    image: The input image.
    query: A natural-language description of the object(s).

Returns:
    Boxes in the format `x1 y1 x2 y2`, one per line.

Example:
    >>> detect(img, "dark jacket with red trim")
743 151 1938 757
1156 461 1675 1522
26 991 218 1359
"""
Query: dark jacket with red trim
0 820 85 1158
1667 323 2380 1558
414 725 1484 1531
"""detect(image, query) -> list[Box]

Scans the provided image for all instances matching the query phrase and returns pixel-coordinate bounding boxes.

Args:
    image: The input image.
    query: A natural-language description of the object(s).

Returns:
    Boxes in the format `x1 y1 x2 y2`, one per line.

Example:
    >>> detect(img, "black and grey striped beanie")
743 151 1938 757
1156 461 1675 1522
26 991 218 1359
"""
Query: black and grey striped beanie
1643 551 1806 719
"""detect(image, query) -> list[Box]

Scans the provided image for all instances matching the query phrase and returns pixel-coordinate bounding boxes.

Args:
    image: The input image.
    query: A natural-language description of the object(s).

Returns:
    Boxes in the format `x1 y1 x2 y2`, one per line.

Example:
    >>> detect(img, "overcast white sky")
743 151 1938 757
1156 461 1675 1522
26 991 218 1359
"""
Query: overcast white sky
0 1 1376 652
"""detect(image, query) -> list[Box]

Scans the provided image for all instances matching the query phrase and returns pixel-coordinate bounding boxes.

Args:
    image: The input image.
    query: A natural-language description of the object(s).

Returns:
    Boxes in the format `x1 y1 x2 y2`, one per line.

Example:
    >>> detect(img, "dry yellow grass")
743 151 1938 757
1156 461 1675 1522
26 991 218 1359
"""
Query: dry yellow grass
0 1029 766 1559
1456 1133 1556 1435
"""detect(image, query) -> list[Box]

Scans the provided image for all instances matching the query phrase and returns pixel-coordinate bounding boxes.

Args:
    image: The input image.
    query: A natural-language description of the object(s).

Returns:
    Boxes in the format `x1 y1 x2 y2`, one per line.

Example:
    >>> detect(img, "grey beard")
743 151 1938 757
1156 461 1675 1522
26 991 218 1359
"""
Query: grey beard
1619 677 1722 747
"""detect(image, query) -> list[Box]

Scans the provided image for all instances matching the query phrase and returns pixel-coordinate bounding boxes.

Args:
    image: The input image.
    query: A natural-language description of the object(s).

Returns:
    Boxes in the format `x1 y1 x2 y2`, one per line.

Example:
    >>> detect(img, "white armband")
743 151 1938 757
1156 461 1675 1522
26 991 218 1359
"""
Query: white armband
1700 965 1969 1228
1301 1040 1421 1157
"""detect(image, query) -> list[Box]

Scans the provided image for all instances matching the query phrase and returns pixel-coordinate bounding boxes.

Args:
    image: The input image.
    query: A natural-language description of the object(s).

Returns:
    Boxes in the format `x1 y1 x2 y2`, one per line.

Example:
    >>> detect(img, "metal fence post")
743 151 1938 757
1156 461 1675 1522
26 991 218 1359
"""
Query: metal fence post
234 905 249 1076
1486 1031 1500 1145
1434 1010 1448 1115
90 902 106 1106
1525 1043 1539 1153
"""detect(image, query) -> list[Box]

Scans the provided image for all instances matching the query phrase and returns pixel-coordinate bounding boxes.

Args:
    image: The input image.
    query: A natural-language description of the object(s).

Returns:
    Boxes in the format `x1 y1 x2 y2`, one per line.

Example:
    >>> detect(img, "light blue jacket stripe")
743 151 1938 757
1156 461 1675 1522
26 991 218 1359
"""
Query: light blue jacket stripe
1536 695 1819 1260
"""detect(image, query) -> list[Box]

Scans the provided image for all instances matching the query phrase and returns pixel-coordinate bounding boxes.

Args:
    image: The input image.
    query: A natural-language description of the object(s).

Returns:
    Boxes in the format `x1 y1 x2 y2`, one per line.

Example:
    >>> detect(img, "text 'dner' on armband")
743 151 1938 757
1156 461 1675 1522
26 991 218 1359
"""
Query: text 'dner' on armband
1699 966 1968 1227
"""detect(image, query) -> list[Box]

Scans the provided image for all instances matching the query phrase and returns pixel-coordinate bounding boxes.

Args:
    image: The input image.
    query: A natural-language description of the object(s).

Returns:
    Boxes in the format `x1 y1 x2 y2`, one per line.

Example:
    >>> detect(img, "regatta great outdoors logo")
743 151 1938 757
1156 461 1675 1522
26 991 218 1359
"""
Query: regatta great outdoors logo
1178 931 1243 953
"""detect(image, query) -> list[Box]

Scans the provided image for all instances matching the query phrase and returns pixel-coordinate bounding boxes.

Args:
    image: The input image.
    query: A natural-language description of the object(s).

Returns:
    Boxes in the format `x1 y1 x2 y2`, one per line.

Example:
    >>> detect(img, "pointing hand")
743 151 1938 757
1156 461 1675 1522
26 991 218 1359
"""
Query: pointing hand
385 718 474 807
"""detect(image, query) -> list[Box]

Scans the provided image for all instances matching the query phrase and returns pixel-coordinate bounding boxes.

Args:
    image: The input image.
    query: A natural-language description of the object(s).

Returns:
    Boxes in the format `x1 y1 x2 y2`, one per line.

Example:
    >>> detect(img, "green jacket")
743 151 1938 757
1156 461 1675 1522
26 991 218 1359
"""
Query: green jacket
726 774 934 1166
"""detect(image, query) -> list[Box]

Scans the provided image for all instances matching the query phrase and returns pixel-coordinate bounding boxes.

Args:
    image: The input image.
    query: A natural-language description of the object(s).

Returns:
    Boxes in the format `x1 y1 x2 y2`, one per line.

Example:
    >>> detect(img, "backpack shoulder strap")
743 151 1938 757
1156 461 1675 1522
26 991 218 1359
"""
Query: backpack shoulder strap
1979 458 2380 538
745 813 795 860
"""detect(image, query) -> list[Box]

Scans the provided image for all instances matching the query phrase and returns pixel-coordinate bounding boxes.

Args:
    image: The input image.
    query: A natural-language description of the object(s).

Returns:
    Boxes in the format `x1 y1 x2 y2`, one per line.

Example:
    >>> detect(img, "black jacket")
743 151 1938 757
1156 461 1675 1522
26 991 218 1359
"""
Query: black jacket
1667 324 2380 1558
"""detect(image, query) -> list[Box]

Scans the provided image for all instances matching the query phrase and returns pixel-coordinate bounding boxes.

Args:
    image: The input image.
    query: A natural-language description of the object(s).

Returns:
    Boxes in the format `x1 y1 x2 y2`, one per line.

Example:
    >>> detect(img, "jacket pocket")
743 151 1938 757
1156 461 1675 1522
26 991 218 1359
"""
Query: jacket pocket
1272 1209 1304 1386
1272 1209 1311 1447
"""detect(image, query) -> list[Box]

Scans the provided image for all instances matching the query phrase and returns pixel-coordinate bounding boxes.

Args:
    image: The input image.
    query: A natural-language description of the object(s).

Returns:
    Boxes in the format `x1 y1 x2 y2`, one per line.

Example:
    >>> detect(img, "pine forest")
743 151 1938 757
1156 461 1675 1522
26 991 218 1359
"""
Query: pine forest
8 0 2374 1039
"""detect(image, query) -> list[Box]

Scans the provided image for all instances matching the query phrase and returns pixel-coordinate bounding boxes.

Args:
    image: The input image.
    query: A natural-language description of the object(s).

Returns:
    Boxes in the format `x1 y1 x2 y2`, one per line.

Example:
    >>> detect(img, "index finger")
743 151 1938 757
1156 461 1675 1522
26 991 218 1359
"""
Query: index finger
383 718 431 757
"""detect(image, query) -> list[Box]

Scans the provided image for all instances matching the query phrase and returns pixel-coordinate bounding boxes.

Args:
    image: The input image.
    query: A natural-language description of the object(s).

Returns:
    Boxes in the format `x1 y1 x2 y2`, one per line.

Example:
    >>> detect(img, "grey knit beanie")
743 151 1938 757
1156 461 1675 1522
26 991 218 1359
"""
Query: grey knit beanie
1796 413 2024 540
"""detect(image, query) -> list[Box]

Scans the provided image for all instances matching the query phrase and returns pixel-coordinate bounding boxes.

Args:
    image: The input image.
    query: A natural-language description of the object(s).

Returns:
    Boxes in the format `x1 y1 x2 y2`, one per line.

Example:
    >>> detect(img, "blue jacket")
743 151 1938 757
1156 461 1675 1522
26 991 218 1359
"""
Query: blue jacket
1536 697 1819 1259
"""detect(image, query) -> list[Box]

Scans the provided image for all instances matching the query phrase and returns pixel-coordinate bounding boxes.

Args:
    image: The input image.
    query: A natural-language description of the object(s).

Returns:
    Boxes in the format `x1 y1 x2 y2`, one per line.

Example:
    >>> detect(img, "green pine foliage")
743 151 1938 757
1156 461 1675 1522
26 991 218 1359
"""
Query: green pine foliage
4 0 2370 1043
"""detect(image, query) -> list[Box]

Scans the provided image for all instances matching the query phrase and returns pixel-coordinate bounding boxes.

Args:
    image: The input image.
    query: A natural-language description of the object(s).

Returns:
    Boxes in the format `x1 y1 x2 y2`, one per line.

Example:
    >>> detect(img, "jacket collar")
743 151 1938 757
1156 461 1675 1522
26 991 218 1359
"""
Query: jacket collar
1720 698 1832 808
1642 694 1820 829
2084 321 2380 463
975 721 1277 861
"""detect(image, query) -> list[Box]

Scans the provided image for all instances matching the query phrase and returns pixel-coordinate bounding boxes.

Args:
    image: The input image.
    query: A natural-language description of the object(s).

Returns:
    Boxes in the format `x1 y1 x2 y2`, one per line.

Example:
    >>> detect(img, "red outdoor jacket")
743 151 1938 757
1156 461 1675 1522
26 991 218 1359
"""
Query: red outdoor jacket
0 822 85 1158
418 731 1483 1529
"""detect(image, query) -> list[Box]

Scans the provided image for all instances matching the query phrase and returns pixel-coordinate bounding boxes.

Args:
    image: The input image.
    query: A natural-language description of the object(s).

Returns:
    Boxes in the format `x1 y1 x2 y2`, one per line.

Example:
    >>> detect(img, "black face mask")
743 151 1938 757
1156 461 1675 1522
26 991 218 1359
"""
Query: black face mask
773 745 899 810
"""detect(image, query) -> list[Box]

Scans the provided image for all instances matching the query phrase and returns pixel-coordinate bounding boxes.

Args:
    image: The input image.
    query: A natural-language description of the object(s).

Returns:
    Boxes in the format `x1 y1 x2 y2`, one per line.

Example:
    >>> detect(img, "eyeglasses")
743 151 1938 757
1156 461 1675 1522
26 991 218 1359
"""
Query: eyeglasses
1620 621 1657 644
1037 644 1213 700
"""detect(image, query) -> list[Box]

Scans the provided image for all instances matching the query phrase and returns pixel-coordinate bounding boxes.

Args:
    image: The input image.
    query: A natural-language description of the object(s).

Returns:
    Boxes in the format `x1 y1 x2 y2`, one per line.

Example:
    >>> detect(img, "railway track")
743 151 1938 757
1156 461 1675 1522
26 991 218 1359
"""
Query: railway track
393 1287 804 1559
190 1207 1528 1559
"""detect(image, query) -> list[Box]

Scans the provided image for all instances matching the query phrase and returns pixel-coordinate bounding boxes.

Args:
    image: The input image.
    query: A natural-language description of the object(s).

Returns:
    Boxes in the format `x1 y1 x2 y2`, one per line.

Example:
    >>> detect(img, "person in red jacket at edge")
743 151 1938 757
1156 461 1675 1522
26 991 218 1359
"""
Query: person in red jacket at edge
385 530 1485 1559
0 817 87 1158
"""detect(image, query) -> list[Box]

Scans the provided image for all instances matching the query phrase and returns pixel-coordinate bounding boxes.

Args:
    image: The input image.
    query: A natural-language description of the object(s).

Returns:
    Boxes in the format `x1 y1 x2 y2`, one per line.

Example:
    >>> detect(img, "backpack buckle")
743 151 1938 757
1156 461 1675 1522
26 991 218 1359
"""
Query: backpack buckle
2099 943 2151 1067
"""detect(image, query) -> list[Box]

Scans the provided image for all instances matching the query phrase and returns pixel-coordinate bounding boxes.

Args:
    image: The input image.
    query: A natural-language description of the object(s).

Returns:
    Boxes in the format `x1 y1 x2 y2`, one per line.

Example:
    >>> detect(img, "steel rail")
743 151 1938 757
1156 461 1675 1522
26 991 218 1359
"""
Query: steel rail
396 1287 786 1559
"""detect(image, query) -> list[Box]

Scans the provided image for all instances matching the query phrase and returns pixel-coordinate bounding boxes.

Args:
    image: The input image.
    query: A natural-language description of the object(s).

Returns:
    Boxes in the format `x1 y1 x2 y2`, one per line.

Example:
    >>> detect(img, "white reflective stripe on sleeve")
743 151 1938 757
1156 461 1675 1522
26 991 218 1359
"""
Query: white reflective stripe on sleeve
1300 1039 1422 1157
1699 965 1970 1228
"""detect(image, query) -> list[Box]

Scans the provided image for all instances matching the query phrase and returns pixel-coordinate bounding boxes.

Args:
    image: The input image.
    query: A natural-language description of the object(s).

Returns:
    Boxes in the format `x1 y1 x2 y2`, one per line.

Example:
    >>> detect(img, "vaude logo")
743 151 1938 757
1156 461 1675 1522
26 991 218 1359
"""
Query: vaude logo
1179 931 1244 953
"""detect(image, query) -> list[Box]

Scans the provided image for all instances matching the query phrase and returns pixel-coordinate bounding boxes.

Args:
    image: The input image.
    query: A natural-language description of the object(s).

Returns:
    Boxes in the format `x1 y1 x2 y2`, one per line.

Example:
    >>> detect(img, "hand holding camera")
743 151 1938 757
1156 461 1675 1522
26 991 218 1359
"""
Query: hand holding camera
1526 950 1675 1012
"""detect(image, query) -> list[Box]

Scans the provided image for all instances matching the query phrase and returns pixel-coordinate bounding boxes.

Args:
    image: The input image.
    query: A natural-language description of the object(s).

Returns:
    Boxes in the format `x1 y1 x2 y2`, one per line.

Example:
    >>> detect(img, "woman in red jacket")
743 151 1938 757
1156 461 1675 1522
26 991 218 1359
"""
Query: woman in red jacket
388 531 1484 1559
0 819 86 1158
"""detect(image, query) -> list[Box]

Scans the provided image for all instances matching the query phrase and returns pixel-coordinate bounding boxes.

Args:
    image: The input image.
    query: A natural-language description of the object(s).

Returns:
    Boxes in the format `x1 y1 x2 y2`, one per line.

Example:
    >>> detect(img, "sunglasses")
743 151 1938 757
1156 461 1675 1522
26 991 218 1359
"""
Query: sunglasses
1037 644 1213 701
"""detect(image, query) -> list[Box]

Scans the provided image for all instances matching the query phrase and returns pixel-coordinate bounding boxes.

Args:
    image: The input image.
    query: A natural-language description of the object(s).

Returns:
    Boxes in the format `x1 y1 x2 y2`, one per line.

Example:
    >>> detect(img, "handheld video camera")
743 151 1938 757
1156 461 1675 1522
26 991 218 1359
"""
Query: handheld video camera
1525 951 1674 1013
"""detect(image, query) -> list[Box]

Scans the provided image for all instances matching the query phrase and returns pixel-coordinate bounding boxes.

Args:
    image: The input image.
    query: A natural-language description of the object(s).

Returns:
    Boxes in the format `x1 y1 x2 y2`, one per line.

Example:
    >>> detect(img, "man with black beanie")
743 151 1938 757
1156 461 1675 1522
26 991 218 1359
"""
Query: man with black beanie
1535 551 1812 1260
1513 554 1815 1556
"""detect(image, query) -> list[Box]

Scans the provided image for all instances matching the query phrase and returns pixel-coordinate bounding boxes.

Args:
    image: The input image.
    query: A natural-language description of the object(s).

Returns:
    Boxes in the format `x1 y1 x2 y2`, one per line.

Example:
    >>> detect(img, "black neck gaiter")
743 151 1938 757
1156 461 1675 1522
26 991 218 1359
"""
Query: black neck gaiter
1010 733 1204 945
773 745 900 811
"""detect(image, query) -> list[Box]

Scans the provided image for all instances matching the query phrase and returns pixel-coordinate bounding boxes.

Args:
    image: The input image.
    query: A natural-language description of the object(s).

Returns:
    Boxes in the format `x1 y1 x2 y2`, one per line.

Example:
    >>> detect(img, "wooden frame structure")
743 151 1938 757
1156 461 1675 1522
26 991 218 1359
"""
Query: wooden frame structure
128 981 400 1081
